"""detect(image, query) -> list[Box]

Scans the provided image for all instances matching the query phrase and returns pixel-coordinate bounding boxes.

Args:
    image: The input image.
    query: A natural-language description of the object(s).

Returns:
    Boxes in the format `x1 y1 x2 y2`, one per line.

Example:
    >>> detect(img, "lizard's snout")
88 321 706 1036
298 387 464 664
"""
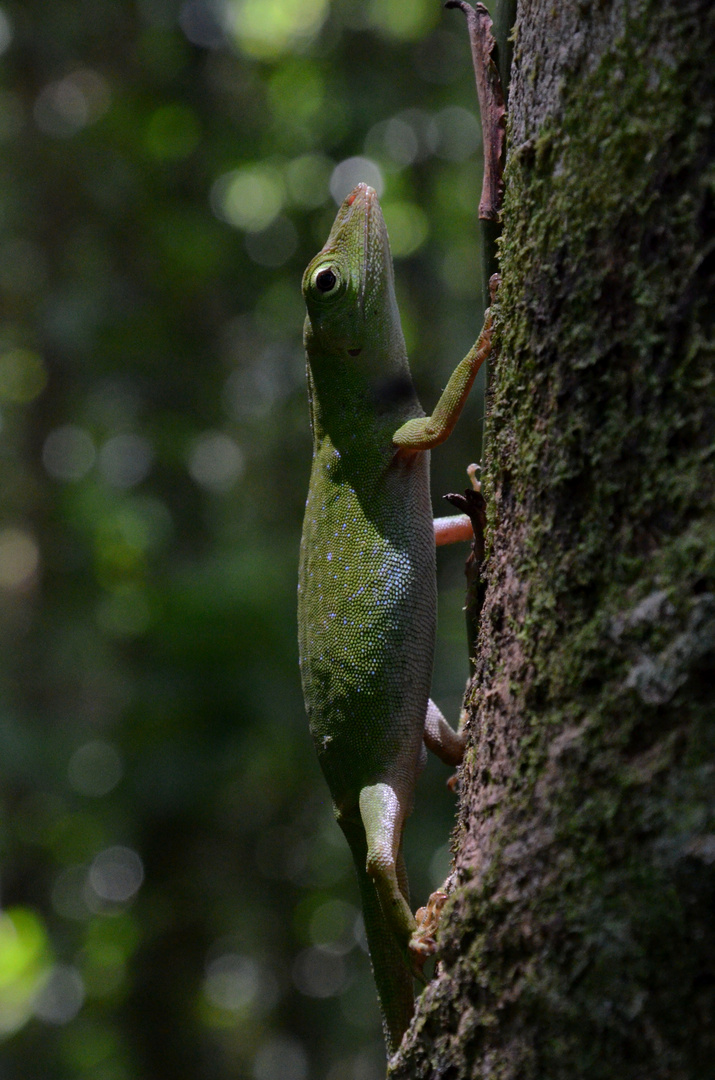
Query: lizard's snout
345 182 377 207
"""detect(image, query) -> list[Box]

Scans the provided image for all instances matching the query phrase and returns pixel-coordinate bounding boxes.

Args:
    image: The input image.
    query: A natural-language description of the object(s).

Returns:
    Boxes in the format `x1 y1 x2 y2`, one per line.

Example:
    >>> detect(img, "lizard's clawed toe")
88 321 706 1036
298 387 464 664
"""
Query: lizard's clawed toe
408 889 449 974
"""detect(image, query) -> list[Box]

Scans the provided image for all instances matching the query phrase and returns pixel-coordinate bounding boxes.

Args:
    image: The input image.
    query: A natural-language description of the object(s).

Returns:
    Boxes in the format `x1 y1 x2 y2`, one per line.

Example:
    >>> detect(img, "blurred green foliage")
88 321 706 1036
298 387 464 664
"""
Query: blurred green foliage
0 0 489 1076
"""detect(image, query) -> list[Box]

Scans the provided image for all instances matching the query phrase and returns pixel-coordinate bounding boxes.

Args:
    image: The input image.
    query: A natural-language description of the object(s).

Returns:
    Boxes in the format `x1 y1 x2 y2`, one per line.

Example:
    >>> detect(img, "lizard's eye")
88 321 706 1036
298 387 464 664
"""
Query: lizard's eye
310 263 343 297
316 268 336 292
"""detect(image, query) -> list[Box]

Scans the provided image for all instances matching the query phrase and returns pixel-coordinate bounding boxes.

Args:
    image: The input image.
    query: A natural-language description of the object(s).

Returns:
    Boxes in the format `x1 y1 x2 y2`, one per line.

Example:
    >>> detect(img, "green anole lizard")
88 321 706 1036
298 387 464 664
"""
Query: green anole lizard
297 183 494 1055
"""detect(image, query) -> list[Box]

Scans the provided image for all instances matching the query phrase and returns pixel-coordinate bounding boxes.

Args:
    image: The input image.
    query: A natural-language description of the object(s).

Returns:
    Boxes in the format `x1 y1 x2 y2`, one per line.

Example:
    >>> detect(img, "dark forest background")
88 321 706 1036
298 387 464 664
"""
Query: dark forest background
0 1 491 1077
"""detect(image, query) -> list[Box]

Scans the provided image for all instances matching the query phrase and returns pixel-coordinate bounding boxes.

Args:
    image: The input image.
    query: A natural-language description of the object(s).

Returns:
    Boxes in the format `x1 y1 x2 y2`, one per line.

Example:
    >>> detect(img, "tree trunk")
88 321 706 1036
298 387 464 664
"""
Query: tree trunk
390 1 715 1076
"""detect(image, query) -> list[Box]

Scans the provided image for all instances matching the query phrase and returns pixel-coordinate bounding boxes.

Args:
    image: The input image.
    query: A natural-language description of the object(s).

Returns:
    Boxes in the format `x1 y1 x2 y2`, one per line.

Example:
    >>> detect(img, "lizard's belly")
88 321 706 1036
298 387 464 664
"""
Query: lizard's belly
298 450 436 802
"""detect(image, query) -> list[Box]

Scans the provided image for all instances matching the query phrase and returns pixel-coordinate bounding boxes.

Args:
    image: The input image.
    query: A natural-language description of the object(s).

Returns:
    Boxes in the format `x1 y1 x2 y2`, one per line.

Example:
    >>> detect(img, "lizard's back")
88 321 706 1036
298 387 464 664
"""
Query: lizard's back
298 430 435 813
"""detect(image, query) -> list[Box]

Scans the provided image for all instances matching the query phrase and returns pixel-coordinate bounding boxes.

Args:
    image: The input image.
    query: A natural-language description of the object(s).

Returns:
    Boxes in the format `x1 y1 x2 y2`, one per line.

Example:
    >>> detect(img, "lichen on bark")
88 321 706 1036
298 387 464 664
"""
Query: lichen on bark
390 1 715 1076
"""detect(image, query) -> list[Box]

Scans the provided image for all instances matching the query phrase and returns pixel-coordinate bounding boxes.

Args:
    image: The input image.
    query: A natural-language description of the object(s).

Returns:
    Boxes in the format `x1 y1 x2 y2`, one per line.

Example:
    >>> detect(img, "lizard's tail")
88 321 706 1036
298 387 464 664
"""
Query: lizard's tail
345 826 415 1056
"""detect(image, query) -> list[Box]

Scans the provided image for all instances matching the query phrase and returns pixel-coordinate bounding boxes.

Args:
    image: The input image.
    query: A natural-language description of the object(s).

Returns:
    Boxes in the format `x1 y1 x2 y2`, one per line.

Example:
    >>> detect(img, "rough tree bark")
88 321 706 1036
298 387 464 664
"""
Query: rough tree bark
391 1 714 1077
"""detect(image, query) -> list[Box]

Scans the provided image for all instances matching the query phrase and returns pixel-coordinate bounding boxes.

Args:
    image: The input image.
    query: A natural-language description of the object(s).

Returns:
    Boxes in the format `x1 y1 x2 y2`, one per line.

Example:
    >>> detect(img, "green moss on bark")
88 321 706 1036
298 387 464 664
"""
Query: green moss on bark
391 2 715 1077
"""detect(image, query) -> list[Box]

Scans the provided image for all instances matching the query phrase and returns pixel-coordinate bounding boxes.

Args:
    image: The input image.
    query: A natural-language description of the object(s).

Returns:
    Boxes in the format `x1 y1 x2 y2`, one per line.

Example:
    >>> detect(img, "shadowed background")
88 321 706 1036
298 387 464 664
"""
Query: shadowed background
0 0 488 1076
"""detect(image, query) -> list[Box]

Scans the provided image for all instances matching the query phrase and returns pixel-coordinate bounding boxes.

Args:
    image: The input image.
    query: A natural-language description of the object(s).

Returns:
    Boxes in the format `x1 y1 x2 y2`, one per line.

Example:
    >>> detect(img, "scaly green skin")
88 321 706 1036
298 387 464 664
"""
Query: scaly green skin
298 183 493 1055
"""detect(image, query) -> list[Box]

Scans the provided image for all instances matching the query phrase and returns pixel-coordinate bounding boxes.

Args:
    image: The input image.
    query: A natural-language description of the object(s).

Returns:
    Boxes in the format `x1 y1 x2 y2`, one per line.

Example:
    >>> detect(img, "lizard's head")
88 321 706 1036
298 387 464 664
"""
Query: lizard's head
302 183 407 368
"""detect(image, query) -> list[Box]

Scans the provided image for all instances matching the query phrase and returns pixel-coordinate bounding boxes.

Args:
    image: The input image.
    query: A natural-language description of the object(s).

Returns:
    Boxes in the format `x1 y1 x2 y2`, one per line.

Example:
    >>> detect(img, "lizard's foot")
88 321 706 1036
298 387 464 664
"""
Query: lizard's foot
466 462 481 492
408 889 449 974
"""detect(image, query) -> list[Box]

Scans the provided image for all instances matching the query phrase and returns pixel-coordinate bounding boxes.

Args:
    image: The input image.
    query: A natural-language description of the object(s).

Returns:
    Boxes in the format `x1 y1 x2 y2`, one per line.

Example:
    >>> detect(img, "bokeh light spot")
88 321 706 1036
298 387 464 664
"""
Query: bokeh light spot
367 0 438 41
382 116 420 166
365 117 417 169
68 740 123 797
0 527 39 589
329 158 384 204
99 433 153 489
179 0 225 48
33 965 85 1025
0 907 52 1037
88 846 144 904
33 70 110 138
222 0 329 60
210 165 284 232
188 431 244 493
364 110 439 169
43 425 96 481
204 953 260 1012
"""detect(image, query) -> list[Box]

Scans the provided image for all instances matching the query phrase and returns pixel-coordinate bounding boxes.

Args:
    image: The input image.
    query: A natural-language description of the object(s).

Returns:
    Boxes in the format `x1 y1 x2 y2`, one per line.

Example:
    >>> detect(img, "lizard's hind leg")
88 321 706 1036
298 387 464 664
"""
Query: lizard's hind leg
358 782 416 951
340 809 415 1054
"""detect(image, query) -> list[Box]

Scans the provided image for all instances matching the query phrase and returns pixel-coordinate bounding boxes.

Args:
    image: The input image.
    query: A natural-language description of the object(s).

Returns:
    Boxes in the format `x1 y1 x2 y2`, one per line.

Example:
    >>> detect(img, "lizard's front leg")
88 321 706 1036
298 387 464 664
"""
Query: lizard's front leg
392 285 497 453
